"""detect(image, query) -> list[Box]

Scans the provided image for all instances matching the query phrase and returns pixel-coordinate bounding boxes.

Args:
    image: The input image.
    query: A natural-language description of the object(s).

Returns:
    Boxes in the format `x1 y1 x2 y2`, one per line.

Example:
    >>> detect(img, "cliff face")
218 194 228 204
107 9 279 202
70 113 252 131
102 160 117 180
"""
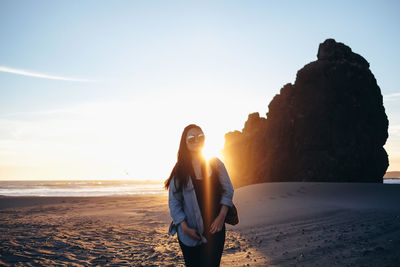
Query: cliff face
223 39 389 188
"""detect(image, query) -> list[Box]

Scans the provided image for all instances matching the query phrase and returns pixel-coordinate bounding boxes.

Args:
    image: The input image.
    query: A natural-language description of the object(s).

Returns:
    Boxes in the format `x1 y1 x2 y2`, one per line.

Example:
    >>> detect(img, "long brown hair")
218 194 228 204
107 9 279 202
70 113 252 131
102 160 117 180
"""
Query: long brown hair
164 124 207 192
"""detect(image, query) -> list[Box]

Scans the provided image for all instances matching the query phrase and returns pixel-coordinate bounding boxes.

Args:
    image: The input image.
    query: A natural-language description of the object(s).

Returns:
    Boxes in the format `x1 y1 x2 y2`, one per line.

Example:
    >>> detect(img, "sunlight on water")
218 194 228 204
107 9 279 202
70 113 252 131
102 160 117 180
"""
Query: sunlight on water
0 180 167 197
383 178 400 184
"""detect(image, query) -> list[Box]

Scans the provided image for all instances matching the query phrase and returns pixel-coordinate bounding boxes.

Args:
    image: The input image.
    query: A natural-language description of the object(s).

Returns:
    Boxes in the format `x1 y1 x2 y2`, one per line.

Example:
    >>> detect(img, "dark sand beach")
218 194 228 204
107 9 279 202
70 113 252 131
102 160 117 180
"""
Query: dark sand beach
1 182 400 266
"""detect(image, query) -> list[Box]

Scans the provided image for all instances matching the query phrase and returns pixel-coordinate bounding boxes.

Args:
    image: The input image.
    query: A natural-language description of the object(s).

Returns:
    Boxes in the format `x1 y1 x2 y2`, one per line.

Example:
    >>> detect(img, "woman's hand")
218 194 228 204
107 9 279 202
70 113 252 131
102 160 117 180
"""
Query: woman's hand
180 221 201 240
210 205 229 234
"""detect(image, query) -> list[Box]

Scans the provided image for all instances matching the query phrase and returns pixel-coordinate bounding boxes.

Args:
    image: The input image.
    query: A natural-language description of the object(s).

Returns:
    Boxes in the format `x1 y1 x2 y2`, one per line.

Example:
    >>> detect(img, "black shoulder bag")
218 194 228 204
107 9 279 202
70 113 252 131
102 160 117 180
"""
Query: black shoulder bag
211 161 239 226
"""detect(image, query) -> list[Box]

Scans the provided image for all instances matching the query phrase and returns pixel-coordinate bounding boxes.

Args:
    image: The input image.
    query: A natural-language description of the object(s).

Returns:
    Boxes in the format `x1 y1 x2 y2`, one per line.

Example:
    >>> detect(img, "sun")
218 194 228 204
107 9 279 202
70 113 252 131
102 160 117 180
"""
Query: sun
201 136 223 162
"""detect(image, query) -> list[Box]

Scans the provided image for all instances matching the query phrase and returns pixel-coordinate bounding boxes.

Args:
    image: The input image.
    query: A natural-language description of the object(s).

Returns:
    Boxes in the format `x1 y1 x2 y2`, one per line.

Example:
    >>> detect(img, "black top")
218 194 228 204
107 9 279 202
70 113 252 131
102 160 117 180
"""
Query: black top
191 166 222 233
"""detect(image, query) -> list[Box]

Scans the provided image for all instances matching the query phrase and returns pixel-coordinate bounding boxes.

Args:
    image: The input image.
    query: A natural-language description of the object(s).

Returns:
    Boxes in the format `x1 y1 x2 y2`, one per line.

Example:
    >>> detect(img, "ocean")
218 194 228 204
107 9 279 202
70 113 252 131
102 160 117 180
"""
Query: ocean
383 178 400 184
0 179 398 197
0 180 167 197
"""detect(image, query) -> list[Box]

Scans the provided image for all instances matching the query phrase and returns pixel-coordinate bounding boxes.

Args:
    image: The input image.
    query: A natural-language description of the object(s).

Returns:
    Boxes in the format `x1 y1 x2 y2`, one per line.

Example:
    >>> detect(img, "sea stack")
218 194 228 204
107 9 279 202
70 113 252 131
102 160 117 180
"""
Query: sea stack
223 39 389 188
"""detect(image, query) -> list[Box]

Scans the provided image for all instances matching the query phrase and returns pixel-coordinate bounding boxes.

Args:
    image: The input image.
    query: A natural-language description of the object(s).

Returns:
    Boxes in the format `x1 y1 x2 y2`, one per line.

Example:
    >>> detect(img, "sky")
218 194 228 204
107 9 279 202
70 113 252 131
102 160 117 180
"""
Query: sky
0 0 399 180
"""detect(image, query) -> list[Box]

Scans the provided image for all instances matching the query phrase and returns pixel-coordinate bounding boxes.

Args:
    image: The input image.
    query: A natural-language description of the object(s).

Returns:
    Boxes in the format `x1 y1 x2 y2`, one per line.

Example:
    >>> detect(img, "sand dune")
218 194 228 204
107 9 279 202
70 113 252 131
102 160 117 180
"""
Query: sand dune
1 182 400 266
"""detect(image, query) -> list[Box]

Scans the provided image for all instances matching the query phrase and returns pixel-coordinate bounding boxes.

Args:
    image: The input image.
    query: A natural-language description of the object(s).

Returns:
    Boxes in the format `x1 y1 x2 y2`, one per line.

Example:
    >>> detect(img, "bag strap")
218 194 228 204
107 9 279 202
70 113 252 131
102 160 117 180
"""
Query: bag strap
209 157 224 197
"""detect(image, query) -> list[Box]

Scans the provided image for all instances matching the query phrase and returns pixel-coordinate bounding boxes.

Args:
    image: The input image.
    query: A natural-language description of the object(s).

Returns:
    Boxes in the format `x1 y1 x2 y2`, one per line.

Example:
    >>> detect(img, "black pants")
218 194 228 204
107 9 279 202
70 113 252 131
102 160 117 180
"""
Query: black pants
178 225 226 267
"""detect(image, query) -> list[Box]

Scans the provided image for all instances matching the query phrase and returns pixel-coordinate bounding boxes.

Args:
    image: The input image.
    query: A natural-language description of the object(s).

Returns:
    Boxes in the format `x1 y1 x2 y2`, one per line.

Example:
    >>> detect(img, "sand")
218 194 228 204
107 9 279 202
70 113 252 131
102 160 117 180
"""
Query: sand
228 182 400 266
1 182 400 266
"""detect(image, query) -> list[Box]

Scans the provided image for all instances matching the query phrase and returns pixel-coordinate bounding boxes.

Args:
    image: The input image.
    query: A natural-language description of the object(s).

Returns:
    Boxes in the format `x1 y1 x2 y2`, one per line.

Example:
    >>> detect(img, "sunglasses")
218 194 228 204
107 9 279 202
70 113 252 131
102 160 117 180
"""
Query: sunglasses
186 133 205 144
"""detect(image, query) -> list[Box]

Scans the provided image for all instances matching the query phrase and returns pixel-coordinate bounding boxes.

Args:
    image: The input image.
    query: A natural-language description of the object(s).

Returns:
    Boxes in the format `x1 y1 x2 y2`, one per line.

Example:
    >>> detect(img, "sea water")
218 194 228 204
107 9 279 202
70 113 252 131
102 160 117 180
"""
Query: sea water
0 179 398 197
0 180 167 197
383 178 400 184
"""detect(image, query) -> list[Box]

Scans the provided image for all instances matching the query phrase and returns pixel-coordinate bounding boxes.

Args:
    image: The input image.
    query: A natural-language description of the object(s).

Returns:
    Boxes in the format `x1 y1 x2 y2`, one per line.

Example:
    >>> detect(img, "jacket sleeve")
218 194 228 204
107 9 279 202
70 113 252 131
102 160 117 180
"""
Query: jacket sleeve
215 158 234 207
168 177 186 225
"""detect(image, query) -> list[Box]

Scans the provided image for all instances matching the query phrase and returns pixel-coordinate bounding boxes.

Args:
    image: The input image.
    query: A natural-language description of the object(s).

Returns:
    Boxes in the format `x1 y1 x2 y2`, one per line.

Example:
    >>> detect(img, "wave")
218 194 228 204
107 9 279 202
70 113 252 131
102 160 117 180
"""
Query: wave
0 180 166 197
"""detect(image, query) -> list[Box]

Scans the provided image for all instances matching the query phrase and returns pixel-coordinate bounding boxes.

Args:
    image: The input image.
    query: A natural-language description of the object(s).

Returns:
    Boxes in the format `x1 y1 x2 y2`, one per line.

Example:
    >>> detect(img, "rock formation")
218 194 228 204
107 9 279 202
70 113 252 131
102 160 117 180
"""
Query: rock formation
223 39 389 188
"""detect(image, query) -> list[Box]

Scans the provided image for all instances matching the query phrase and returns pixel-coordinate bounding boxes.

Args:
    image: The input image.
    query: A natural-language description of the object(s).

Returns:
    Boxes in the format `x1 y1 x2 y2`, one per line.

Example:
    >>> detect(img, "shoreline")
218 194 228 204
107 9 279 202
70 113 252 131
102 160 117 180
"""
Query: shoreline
0 195 166 210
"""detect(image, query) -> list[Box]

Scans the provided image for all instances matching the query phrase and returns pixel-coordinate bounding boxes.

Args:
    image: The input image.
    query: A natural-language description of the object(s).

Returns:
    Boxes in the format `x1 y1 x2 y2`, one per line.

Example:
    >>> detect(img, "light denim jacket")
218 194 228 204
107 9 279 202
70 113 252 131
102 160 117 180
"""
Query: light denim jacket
168 158 234 247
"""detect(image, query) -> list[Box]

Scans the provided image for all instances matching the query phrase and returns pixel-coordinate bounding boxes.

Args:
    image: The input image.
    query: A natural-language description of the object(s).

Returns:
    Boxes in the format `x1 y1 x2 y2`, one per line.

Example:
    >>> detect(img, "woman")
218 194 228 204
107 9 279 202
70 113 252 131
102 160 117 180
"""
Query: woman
165 124 234 267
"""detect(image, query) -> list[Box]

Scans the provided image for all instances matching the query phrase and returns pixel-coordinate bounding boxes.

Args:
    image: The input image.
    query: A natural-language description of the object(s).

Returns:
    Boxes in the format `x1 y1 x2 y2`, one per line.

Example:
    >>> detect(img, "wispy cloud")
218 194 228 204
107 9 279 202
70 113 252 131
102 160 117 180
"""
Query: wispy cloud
0 66 96 82
383 92 400 101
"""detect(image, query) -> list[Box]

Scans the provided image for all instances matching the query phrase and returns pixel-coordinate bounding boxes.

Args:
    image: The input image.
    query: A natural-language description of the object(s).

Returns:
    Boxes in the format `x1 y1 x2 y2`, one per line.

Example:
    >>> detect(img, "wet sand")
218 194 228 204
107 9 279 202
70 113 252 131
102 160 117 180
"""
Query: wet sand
1 182 400 266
